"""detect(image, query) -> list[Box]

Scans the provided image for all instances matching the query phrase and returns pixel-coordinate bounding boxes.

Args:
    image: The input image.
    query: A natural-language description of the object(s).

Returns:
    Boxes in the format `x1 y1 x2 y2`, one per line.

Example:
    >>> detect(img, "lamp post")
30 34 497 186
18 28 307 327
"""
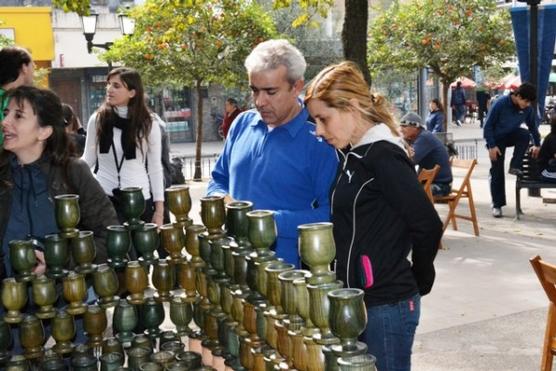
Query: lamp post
518 0 542 197
80 9 135 68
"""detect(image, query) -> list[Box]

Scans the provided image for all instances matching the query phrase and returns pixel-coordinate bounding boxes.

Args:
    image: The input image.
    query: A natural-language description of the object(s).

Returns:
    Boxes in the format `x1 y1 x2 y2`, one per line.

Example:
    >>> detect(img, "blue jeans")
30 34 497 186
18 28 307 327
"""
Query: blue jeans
489 128 530 208
431 182 451 197
362 293 420 371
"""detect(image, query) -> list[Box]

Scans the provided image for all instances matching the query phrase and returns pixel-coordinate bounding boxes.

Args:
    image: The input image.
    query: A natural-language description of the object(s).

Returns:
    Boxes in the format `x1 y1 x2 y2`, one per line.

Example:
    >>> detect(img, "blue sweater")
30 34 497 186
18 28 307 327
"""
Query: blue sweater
425 110 444 133
483 94 540 149
2 157 58 277
412 130 453 184
207 108 338 266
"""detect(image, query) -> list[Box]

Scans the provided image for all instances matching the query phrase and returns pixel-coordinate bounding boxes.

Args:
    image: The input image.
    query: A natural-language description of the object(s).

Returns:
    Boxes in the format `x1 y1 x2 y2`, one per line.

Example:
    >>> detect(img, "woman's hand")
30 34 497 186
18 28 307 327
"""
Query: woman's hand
33 250 46 275
152 201 165 226
152 211 164 227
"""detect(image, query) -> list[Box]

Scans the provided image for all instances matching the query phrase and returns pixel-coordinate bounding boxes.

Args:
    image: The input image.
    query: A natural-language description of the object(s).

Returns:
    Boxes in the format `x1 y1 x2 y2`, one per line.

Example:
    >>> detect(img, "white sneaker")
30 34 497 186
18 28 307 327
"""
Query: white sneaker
492 207 502 218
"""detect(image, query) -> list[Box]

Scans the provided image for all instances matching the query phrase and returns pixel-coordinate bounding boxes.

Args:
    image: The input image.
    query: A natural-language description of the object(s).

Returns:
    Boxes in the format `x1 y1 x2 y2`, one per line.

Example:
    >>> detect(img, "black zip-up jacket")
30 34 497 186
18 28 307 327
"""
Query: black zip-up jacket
0 153 119 279
332 140 442 307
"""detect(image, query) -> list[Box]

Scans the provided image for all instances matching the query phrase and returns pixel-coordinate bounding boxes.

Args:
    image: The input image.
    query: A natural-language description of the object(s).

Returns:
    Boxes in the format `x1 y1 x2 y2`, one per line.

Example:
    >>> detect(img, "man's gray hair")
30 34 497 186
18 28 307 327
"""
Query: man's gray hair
244 39 306 84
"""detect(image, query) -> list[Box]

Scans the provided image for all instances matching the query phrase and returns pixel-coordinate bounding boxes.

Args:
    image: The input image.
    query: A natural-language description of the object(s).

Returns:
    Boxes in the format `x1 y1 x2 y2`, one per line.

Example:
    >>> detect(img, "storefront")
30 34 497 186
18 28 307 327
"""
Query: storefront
0 7 54 86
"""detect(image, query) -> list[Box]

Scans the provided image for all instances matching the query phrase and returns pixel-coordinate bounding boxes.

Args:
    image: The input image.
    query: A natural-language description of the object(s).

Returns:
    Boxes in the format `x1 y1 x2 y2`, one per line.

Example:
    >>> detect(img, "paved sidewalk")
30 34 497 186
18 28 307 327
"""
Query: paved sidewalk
171 121 556 370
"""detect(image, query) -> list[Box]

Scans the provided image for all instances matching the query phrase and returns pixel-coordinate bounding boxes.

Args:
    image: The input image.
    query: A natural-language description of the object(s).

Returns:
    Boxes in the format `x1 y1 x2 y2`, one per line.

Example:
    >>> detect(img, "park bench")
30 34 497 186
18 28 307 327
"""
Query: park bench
515 151 556 219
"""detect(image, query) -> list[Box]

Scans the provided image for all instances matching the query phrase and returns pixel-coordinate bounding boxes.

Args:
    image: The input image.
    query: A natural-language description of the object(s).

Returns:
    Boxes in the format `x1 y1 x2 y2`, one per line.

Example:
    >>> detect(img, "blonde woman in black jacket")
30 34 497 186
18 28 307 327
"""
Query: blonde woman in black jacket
305 61 442 371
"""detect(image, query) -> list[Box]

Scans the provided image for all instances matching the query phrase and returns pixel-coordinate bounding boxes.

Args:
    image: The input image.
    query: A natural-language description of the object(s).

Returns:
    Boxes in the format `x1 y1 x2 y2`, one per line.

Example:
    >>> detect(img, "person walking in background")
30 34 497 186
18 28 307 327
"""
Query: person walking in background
305 61 442 371
220 97 243 139
451 81 466 127
82 67 165 230
476 86 491 128
483 82 541 218
400 112 453 197
62 103 86 156
0 46 35 145
207 39 338 267
425 98 445 133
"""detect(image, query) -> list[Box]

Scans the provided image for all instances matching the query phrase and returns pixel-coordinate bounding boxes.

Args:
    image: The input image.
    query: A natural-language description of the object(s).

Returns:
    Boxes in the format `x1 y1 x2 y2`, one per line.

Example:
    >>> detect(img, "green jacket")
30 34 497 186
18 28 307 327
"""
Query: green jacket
0 153 119 267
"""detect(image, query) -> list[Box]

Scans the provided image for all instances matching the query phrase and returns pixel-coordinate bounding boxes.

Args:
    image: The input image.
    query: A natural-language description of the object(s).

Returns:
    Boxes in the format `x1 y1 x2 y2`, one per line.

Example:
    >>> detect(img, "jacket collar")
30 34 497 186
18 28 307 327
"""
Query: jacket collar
352 123 407 151
337 123 407 169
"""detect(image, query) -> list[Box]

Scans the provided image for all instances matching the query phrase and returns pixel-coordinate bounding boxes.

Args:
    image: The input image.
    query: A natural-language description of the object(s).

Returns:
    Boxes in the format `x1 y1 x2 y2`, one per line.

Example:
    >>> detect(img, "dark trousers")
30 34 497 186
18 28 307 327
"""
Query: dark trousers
489 128 530 208
454 105 466 123
478 107 488 128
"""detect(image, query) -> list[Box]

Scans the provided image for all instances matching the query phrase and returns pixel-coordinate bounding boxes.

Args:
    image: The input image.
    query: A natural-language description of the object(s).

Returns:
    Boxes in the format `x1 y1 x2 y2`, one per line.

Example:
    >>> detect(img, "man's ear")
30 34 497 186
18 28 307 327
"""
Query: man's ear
293 79 304 95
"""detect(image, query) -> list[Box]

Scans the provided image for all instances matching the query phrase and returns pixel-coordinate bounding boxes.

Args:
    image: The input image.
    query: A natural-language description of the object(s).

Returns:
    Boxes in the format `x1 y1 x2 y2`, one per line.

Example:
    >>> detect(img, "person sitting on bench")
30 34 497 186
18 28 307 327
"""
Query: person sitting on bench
538 113 556 183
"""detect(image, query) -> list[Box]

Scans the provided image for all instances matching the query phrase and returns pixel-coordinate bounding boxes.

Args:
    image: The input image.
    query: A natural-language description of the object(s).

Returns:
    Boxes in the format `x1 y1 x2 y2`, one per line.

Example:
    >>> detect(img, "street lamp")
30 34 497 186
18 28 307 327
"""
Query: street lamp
118 11 135 36
518 0 542 197
80 9 134 54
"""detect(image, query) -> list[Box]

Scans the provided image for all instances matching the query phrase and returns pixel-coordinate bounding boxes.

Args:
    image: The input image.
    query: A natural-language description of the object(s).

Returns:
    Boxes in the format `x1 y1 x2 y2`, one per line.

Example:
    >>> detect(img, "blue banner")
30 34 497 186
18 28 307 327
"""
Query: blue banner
511 4 556 119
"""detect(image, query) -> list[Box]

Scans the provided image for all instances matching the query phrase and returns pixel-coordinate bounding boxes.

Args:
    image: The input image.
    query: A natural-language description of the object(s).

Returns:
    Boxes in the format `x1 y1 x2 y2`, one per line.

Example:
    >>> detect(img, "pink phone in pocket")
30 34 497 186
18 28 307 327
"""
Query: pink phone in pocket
358 255 374 289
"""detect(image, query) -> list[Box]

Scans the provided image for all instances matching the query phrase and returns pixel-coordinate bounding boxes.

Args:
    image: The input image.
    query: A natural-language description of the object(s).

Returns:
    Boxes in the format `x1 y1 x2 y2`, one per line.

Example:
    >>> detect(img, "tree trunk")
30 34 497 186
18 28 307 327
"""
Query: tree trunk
342 0 371 85
441 80 449 132
193 80 204 181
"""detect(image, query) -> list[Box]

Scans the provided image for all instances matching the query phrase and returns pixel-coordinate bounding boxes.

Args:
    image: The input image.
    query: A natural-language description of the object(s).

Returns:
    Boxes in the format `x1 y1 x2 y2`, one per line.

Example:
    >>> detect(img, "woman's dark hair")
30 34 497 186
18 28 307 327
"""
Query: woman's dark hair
96 67 152 154
62 103 81 133
226 97 238 106
6 86 75 165
0 46 32 86
430 98 444 113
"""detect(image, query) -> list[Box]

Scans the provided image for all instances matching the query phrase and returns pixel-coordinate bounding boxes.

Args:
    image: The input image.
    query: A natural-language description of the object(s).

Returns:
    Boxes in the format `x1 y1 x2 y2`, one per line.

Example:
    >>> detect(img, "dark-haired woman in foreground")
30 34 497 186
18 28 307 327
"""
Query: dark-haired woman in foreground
1 86 117 276
0 86 118 353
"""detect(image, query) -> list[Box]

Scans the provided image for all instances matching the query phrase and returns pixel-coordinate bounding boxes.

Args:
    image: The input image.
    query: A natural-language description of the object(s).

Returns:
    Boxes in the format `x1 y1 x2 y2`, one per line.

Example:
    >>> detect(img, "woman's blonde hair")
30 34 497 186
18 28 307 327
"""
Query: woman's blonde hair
304 61 399 136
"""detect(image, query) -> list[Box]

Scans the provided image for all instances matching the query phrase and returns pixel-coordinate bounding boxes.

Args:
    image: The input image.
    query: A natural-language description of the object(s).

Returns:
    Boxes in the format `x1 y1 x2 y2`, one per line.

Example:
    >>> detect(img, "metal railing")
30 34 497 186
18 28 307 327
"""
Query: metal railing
173 137 483 181
434 132 481 160
174 154 220 181
454 139 481 160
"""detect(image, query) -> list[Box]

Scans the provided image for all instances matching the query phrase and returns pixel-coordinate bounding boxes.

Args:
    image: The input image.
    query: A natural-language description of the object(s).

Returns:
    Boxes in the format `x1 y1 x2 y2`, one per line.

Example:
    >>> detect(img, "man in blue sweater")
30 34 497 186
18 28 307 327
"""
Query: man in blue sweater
401 112 453 196
207 39 338 267
483 82 541 218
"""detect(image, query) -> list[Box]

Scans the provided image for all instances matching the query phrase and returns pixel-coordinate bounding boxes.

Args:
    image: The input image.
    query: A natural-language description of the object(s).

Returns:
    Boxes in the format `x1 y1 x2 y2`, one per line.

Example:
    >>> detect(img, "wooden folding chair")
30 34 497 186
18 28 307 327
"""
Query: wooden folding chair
418 164 443 249
530 255 556 371
418 165 441 203
433 159 480 236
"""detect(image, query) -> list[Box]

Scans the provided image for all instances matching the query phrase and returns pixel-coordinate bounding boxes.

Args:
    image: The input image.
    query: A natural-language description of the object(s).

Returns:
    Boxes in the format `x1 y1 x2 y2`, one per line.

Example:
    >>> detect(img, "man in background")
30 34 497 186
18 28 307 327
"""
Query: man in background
220 97 242 139
483 82 541 218
401 112 453 197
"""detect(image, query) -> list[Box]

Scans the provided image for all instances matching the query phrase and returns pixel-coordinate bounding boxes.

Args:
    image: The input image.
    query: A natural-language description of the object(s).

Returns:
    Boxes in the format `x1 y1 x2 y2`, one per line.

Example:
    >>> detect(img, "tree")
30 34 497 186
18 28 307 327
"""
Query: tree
272 0 372 83
342 0 370 84
368 0 514 131
0 21 12 48
53 0 374 83
103 0 277 181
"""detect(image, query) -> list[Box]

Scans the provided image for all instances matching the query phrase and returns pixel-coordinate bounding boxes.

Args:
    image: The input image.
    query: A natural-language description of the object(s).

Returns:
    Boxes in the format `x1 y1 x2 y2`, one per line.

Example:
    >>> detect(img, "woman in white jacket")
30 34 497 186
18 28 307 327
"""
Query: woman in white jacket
82 67 164 229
